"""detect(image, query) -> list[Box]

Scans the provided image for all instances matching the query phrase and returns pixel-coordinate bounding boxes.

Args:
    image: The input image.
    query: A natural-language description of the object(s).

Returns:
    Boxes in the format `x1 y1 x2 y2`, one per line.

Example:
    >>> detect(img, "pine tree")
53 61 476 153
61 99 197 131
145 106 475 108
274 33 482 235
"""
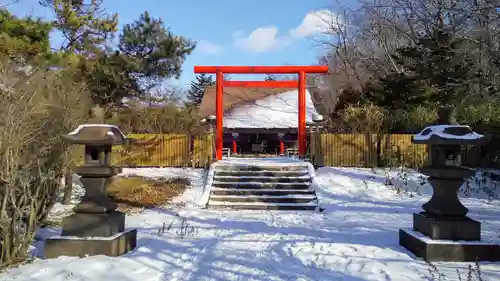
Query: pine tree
118 11 195 90
363 73 431 110
391 28 476 105
187 73 214 106
0 9 52 62
360 27 476 110
76 10 195 106
40 0 118 55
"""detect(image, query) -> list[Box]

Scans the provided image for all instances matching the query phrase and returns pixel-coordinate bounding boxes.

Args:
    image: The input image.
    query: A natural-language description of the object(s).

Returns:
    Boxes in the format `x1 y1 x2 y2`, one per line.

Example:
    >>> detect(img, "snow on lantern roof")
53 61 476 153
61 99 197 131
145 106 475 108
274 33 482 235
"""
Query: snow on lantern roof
412 125 486 145
65 124 131 145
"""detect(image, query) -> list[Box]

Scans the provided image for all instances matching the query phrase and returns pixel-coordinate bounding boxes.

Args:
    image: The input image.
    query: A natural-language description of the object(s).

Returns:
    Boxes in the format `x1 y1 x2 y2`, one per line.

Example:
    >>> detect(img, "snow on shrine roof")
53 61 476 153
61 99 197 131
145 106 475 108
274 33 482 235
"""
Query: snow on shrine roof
413 125 483 141
198 86 294 118
222 89 319 128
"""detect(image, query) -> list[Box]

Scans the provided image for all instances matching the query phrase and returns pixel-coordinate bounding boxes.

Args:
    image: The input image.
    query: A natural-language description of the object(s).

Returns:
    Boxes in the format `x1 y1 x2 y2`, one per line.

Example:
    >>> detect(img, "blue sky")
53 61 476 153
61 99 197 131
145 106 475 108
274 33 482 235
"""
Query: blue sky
8 0 342 88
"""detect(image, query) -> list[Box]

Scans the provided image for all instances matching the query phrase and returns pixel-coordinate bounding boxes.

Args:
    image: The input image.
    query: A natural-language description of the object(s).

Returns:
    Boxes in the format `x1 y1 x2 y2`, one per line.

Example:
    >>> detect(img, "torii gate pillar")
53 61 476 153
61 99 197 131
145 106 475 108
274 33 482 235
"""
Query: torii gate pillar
194 65 329 160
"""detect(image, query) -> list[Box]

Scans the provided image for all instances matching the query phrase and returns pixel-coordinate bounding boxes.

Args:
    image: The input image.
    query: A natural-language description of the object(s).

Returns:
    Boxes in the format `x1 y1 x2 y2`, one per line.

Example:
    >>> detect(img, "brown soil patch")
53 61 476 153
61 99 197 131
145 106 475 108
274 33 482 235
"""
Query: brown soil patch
107 176 189 210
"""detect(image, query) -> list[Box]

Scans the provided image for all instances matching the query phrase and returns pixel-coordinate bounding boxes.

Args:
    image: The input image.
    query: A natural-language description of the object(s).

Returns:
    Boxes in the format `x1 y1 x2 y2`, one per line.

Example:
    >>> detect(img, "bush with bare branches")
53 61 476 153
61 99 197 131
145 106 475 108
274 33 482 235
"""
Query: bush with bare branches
338 103 388 133
107 93 202 135
0 58 90 268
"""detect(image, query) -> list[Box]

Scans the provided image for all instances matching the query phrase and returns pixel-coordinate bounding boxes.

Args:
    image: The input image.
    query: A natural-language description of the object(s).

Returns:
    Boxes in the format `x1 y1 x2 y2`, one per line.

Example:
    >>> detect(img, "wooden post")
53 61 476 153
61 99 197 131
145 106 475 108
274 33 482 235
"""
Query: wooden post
231 132 239 155
298 70 306 158
278 132 285 155
215 71 224 160
232 139 237 155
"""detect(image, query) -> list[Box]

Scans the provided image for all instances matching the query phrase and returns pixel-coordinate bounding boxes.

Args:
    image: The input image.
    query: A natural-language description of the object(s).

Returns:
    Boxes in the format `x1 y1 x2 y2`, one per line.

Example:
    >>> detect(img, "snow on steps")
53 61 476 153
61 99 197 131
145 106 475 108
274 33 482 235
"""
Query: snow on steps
212 182 311 189
207 201 318 210
200 158 319 210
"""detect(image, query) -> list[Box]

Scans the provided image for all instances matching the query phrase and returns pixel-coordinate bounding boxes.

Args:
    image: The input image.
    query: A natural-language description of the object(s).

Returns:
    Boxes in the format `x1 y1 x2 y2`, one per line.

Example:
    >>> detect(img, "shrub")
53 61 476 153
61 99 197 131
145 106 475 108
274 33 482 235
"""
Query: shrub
107 95 201 134
390 106 438 133
455 103 500 132
338 103 388 133
0 58 90 268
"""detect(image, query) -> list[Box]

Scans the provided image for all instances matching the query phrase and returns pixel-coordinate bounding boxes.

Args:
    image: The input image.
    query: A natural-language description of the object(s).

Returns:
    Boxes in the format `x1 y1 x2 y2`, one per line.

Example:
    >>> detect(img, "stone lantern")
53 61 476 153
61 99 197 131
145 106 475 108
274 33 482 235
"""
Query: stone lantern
201 115 216 133
44 124 137 258
399 107 500 261
307 114 324 164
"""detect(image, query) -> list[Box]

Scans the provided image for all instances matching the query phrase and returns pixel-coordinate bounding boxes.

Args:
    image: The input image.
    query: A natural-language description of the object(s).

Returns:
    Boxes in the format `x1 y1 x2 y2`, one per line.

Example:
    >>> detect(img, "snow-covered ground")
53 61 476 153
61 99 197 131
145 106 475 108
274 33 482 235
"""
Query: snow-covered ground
2 165 500 281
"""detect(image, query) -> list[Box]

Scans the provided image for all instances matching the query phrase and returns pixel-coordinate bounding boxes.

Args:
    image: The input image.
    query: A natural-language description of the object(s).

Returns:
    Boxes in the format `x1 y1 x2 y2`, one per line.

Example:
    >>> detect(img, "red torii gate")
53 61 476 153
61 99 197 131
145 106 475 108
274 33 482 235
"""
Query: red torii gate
193 65 329 161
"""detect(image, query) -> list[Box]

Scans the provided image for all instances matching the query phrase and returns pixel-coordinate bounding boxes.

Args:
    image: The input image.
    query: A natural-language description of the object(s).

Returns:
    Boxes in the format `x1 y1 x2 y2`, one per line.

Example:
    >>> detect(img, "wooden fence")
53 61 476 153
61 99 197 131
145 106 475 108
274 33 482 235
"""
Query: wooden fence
71 133 214 168
70 133 433 168
310 133 428 168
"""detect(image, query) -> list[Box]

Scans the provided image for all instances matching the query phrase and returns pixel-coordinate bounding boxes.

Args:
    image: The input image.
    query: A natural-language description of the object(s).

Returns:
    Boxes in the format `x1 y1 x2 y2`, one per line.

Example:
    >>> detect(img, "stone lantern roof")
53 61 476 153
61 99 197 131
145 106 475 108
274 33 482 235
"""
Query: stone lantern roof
63 124 132 145
412 124 487 145
412 105 489 146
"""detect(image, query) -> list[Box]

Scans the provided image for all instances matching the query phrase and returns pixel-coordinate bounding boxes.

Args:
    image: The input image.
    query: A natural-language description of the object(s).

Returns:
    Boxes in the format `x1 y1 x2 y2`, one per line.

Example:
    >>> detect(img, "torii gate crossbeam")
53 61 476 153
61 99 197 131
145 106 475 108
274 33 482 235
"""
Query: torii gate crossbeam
194 65 328 160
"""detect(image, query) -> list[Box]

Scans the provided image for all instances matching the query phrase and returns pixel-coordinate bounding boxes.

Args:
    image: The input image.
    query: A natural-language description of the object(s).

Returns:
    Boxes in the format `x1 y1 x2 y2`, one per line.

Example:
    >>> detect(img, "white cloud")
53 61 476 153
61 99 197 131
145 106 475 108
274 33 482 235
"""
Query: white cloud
231 9 338 53
234 26 290 53
290 9 339 38
197 40 222 55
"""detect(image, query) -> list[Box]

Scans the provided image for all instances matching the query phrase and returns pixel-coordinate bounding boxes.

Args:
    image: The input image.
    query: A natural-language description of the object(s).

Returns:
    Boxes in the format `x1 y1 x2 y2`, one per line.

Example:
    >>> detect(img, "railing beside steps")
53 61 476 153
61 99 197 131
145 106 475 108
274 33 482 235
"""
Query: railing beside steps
222 148 231 157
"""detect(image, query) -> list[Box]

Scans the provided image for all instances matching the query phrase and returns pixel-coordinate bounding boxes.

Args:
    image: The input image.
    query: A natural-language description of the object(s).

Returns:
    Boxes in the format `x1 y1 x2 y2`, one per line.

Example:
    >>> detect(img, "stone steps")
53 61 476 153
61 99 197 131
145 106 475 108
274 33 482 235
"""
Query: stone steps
205 161 318 210
212 182 311 189
208 201 317 210
215 170 308 177
211 188 315 196
210 194 316 204
213 175 312 183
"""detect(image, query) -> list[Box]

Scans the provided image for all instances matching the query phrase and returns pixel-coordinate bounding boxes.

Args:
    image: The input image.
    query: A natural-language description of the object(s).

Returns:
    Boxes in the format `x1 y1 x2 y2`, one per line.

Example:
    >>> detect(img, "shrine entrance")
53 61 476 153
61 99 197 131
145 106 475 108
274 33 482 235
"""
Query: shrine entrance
193 65 328 160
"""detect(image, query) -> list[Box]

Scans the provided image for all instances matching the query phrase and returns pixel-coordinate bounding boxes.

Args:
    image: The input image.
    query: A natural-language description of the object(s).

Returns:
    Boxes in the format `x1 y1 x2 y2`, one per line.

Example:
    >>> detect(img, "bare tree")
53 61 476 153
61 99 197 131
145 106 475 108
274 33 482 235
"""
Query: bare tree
317 0 500 113
359 0 500 100
315 5 395 118
0 59 90 267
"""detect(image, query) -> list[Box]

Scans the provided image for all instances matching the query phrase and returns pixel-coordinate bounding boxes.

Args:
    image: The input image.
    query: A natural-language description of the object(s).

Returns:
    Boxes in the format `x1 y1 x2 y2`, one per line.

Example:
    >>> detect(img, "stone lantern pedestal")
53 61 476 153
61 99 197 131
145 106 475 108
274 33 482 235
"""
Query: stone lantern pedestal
399 112 500 261
44 124 137 258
